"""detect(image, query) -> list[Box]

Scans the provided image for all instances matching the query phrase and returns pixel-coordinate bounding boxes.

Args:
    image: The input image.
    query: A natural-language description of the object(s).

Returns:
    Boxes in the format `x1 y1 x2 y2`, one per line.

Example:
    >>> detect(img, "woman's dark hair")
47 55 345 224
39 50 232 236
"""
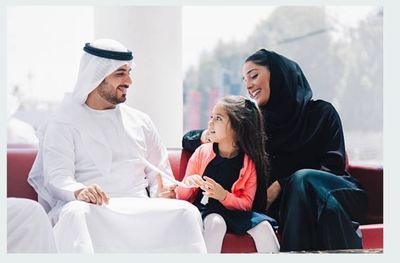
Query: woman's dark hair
219 95 269 212
245 49 270 69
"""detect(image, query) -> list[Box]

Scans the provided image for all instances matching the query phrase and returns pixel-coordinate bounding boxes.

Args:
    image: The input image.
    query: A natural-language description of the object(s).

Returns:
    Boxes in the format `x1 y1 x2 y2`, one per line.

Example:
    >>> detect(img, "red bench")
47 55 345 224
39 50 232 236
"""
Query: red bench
7 146 383 252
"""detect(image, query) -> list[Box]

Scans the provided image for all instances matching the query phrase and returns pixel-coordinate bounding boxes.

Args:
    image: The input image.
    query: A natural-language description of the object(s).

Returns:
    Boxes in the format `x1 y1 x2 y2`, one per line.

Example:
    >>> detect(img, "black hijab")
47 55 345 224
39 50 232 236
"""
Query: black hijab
245 49 314 153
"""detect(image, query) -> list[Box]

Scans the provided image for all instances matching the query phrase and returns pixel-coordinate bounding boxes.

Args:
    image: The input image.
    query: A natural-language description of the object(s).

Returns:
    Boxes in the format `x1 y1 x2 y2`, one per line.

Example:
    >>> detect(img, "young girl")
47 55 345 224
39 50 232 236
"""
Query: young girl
176 95 280 253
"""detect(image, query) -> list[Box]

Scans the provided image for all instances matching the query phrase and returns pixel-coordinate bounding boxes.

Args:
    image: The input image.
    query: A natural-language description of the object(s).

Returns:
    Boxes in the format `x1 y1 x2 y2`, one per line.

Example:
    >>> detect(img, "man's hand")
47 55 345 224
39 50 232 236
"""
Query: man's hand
158 185 177 199
200 129 211 144
203 176 228 201
74 184 109 205
266 180 281 210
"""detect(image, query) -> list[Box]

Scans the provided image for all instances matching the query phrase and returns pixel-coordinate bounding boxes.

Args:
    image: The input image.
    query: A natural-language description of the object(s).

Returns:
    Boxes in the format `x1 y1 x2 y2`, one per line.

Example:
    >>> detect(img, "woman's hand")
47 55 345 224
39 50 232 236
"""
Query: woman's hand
203 176 228 201
74 184 109 205
182 174 206 188
266 180 281 210
200 129 211 144
158 185 177 199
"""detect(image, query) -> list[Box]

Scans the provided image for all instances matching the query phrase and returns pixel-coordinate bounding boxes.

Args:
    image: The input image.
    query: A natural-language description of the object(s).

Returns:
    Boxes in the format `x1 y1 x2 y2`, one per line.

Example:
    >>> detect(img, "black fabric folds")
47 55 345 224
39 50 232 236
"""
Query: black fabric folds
259 50 313 152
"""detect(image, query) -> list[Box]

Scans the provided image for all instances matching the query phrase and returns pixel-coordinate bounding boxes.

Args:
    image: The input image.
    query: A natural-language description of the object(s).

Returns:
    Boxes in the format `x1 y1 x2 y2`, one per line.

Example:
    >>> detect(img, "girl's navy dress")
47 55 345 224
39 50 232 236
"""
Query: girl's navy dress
193 143 277 234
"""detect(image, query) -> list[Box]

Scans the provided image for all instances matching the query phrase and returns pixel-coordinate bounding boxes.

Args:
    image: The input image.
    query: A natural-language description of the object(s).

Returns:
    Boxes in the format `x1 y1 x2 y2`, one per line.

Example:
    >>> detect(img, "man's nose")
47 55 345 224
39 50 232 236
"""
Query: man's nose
125 75 133 85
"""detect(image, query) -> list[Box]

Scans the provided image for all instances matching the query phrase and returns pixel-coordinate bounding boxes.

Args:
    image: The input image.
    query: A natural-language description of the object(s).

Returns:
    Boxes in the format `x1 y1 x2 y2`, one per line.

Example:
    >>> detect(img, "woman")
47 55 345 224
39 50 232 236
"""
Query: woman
182 49 368 252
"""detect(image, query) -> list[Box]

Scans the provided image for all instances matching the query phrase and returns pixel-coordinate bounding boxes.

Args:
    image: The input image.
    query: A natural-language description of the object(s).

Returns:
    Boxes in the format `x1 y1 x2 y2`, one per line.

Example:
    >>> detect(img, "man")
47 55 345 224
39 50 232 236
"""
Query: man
7 198 57 253
28 39 206 253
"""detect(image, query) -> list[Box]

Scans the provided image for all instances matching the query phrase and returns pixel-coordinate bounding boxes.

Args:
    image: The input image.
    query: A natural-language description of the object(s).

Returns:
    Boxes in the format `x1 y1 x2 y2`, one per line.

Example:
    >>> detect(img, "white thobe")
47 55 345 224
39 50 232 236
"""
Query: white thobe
28 97 206 253
7 198 57 253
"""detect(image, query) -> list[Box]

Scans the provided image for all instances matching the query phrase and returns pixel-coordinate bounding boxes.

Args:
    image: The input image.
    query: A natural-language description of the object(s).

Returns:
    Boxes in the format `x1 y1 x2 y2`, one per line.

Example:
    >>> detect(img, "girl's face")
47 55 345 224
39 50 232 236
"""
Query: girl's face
208 102 235 145
242 61 271 106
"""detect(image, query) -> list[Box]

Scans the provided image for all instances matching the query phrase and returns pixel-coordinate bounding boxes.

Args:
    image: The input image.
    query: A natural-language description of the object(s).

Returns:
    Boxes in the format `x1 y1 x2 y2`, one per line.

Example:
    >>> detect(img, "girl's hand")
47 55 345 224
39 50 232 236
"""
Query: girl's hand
203 176 228 201
158 185 177 199
182 174 206 188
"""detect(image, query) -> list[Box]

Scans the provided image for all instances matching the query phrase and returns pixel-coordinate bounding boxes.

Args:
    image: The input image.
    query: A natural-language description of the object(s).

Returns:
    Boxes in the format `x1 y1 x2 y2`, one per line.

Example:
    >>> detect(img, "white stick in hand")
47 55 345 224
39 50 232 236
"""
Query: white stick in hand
140 157 194 188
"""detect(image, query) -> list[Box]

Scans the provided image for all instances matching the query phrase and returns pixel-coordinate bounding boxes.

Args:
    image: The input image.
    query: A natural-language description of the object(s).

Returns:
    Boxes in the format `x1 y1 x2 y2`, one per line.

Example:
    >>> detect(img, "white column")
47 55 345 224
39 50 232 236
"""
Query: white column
94 6 182 148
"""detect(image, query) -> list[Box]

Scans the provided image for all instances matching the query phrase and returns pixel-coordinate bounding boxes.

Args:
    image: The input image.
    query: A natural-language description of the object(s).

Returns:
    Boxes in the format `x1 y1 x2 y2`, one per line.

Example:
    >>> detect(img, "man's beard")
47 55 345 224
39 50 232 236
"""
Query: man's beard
97 82 127 105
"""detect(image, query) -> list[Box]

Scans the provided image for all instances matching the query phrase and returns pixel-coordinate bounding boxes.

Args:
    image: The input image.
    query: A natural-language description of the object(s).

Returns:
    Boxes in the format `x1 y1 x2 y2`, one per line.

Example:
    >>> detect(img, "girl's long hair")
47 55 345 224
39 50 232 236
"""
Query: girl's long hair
220 95 269 213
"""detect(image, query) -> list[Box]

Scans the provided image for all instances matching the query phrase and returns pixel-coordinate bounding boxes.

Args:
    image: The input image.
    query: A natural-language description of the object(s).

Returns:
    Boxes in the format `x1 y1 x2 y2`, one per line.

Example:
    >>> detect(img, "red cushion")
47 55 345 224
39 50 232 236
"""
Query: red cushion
348 164 383 224
360 224 383 249
221 233 256 253
7 148 38 200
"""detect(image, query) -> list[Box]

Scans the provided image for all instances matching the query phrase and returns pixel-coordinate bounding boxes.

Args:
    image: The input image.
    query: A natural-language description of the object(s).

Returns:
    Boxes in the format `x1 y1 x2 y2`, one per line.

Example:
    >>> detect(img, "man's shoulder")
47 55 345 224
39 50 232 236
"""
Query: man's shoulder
119 105 156 131
119 104 150 120
43 119 76 136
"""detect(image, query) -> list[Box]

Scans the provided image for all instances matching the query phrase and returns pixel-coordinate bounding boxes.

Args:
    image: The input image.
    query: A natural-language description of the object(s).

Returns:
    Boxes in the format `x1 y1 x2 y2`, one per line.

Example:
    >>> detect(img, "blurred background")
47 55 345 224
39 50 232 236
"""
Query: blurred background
182 6 382 165
7 5 382 165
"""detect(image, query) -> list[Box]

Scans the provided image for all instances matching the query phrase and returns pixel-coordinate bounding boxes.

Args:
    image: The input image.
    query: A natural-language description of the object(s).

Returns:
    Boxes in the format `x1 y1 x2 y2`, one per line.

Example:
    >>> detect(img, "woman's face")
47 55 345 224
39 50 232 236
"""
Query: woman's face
242 61 271 106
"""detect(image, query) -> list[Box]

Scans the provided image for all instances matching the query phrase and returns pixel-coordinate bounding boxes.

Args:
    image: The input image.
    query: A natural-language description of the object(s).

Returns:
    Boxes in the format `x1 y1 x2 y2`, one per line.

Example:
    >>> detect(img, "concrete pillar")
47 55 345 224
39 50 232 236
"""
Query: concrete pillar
94 6 182 148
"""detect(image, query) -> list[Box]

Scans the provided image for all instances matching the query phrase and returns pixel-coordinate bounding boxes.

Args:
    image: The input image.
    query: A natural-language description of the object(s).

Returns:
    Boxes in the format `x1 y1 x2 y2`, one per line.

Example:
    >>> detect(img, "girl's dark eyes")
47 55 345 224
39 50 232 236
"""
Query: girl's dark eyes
210 115 222 121
251 74 258 79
